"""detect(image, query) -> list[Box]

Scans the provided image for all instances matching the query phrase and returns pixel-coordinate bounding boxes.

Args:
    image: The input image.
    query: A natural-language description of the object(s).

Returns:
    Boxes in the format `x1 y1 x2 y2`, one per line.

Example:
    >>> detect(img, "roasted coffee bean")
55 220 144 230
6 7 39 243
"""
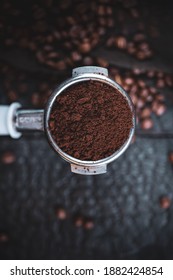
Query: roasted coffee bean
136 51 146 60
149 87 157 94
55 60 66 71
115 36 127 49
79 42 91 53
137 98 145 108
18 83 28 94
147 70 155 78
96 57 109 68
114 74 123 86
156 94 165 102
156 79 165 88
106 37 115 47
133 68 142 75
1 151 16 164
84 219 94 230
138 42 149 51
83 56 94 66
55 208 67 220
159 196 171 209
140 88 149 98
133 33 146 42
140 107 151 118
0 233 9 242
74 217 83 227
31 92 41 106
155 103 166 116
127 43 136 54
165 75 173 87
71 51 82 62
124 77 134 86
138 80 145 88
7 90 18 101
141 118 153 130
168 152 173 163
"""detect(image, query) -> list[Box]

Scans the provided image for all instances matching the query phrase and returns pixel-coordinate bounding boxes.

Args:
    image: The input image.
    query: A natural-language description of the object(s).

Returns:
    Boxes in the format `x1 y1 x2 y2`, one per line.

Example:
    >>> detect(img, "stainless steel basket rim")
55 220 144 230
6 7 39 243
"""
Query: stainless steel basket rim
45 73 135 167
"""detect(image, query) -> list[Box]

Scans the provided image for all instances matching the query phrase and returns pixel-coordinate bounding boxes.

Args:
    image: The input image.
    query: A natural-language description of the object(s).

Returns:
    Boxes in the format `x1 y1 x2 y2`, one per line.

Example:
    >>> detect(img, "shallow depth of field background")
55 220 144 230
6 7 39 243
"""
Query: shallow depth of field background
0 0 173 259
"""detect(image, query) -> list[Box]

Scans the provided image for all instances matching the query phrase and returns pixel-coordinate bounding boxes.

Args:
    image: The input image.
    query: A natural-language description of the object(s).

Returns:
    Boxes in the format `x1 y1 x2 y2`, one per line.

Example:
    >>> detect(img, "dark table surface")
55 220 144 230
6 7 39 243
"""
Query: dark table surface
0 0 173 260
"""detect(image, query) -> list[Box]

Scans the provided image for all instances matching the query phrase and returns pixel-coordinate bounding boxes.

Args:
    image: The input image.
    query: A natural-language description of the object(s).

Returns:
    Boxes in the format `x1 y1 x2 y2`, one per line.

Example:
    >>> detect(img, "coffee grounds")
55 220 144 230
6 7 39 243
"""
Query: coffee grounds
49 80 133 161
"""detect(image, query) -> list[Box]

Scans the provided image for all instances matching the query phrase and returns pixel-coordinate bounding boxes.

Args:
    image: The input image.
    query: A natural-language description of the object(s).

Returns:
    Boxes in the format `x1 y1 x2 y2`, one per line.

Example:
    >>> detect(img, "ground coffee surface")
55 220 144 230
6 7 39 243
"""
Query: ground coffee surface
49 80 133 161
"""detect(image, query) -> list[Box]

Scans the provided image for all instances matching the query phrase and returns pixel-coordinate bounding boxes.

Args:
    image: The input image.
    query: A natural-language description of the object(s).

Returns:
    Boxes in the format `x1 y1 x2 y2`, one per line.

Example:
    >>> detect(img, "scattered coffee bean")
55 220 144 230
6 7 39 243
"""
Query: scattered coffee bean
74 217 83 227
115 36 127 49
141 118 153 130
0 233 9 242
168 152 173 163
155 104 166 116
159 196 171 209
1 151 16 164
55 208 67 220
84 219 94 230
140 107 151 118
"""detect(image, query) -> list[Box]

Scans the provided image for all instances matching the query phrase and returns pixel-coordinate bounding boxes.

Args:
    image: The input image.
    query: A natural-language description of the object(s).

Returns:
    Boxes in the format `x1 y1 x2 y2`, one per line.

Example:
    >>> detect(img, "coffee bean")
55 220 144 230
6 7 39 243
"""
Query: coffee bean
98 5 105 16
136 51 146 60
140 107 151 118
157 71 164 78
31 92 41 106
79 42 91 53
106 37 114 48
0 233 9 242
114 74 123 86
133 33 146 42
18 83 28 94
83 56 94 65
141 118 153 129
7 90 18 101
115 36 127 49
138 80 145 88
159 196 171 209
55 60 66 71
156 79 165 88
1 151 16 164
138 42 149 51
165 75 173 87
155 104 166 116
96 57 109 68
137 98 145 109
140 88 149 98
55 208 67 220
168 152 173 163
132 68 141 76
84 219 94 230
127 43 136 54
39 83 49 92
149 87 157 94
71 51 82 62
74 217 83 227
147 70 155 78
124 77 134 86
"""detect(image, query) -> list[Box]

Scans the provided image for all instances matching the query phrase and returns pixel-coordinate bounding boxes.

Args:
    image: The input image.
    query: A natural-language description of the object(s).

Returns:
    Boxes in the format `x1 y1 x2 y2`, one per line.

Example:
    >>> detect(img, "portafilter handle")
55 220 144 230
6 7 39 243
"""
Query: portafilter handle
0 102 44 138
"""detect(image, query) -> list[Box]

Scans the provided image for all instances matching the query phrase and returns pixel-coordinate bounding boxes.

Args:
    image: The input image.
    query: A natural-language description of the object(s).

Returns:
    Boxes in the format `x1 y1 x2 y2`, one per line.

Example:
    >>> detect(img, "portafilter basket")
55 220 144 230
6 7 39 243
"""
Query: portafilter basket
0 66 135 175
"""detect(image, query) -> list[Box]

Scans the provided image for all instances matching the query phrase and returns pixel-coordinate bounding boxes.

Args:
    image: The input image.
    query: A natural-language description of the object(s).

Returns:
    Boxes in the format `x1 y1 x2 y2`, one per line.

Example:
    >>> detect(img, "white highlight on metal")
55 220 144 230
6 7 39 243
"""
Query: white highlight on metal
72 66 108 77
0 103 22 138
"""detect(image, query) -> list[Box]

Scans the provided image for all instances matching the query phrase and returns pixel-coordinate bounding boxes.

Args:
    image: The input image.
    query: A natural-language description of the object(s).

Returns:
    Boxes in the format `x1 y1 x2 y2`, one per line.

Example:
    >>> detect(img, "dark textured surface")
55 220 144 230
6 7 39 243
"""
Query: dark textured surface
1 0 173 260
0 134 173 259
